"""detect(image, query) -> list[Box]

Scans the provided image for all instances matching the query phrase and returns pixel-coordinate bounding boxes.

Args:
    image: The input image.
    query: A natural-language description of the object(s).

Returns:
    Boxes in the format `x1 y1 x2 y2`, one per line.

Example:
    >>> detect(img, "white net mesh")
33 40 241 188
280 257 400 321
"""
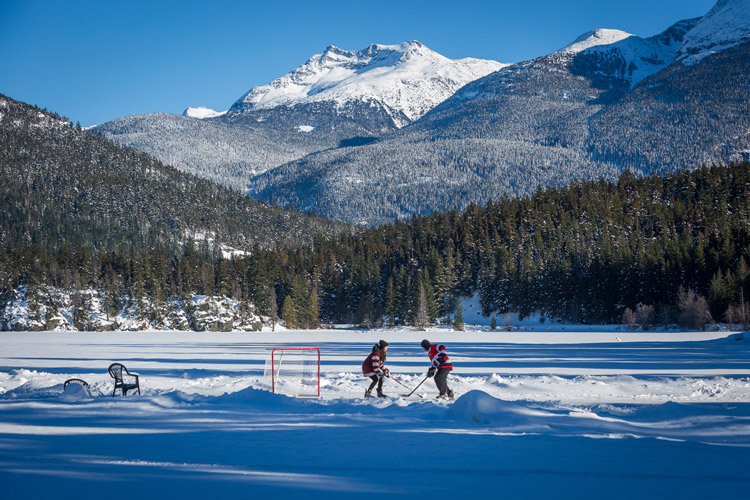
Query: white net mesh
263 348 320 398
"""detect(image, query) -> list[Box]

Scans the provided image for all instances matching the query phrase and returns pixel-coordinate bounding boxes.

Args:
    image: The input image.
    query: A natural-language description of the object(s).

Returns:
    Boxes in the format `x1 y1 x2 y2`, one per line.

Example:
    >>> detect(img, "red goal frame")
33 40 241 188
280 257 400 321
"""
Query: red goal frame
270 347 321 397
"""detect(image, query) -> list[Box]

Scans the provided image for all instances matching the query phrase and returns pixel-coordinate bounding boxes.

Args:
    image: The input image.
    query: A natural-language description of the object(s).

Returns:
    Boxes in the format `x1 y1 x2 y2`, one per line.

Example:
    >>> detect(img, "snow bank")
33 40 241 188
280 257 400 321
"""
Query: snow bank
727 331 748 342
445 390 553 430
59 382 93 402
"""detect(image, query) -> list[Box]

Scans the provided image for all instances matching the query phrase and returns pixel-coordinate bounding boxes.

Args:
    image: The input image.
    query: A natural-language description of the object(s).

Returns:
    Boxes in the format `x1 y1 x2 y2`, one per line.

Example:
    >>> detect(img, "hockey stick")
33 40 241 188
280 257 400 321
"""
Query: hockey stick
401 375 429 398
389 374 425 398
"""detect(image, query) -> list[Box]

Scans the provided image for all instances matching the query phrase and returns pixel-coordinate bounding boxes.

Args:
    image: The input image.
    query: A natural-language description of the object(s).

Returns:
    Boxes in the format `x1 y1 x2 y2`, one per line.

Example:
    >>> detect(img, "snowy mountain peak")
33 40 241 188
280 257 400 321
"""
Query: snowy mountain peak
559 29 635 54
554 20 700 87
677 0 750 64
229 41 506 127
183 107 227 119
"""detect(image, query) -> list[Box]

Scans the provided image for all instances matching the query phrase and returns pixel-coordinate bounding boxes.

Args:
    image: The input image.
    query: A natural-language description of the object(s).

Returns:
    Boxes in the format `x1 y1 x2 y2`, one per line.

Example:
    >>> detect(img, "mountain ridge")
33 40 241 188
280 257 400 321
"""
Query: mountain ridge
228 40 505 127
0 94 348 255
248 1 750 225
95 40 504 191
93 1 750 226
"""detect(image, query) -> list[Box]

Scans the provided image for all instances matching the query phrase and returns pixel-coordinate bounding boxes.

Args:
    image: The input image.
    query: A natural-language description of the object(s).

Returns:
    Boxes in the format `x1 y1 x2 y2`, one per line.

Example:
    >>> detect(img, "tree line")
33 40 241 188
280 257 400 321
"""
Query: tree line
3 160 750 331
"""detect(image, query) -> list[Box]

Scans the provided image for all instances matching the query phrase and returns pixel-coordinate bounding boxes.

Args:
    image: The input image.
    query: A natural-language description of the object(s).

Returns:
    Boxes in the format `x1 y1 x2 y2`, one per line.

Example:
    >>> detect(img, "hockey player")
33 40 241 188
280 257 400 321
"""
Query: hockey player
421 339 454 399
362 340 390 398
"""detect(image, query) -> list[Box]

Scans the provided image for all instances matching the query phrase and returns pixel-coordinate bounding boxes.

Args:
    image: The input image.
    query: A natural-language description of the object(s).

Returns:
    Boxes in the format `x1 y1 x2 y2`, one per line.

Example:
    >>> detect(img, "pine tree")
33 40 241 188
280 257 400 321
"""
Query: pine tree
356 293 375 328
308 288 320 329
478 262 495 316
72 292 89 331
708 270 733 320
281 295 297 329
422 269 438 323
453 300 464 331
384 275 396 328
184 296 196 329
291 275 309 329
414 281 429 331
269 289 278 332
103 276 119 321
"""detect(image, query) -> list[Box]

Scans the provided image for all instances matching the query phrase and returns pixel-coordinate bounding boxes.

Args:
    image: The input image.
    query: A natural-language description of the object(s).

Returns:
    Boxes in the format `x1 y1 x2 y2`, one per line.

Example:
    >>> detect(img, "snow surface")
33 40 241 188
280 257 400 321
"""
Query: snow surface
231 41 506 127
1 328 749 498
184 229 249 259
558 29 635 54
182 106 227 119
678 0 750 64
555 26 690 86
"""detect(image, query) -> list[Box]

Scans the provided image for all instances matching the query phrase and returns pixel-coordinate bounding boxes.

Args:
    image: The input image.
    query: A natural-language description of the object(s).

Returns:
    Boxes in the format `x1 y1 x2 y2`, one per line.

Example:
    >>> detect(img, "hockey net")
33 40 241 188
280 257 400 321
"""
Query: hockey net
263 347 321 397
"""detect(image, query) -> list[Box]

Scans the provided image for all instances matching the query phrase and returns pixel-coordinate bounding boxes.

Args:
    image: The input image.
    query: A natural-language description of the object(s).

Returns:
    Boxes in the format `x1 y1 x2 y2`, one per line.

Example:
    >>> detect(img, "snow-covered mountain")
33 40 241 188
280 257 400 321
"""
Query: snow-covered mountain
94 113 311 190
229 41 505 128
96 41 503 189
249 0 750 225
558 28 635 54
562 22 696 87
93 1 750 226
677 0 750 63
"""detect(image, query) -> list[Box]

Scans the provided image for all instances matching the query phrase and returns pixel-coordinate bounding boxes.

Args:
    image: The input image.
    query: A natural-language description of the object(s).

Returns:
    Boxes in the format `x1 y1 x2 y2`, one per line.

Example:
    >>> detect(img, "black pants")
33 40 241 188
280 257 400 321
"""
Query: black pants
367 375 383 392
434 367 452 396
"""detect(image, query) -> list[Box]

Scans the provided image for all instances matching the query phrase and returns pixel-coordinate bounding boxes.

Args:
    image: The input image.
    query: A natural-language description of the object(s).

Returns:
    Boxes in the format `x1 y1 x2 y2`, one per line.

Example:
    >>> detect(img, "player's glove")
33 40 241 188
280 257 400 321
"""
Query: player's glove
427 366 436 378
383 368 390 377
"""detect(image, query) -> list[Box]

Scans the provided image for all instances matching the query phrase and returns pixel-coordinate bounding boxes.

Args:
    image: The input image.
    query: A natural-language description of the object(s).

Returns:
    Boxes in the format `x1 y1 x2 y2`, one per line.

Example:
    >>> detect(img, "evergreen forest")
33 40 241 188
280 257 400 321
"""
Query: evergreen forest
3 94 749 330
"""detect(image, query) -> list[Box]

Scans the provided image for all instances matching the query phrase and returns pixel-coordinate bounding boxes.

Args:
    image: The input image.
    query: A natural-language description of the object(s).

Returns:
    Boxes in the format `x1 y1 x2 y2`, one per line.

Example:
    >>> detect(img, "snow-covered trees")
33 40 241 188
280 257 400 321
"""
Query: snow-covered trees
3 94 750 331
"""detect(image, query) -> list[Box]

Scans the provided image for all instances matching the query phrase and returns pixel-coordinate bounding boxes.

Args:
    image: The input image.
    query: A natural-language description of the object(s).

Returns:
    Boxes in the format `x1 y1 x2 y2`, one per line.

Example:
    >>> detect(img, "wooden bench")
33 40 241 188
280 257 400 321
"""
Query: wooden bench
108 363 140 396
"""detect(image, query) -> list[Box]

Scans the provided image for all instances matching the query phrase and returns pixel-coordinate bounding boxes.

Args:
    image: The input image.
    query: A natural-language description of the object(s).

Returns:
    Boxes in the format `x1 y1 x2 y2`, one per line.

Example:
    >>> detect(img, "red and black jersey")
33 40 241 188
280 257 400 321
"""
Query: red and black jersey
362 345 385 376
427 343 453 370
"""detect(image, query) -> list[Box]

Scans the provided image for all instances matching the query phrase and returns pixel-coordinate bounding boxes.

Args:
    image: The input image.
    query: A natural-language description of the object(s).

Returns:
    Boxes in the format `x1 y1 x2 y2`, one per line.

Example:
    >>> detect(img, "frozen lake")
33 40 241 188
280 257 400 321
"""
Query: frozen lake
1 329 749 499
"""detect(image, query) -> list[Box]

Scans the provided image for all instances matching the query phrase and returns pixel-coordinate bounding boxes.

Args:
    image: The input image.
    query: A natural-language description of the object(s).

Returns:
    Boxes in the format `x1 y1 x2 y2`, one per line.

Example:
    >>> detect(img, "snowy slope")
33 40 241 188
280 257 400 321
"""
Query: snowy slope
564 23 696 86
678 0 750 64
249 2 750 226
558 28 635 54
229 41 506 127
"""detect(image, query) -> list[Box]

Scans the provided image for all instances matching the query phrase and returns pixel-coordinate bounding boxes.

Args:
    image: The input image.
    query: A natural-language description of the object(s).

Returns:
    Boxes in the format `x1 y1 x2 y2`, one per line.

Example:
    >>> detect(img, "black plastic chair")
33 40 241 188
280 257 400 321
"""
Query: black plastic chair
108 363 140 396
63 378 89 389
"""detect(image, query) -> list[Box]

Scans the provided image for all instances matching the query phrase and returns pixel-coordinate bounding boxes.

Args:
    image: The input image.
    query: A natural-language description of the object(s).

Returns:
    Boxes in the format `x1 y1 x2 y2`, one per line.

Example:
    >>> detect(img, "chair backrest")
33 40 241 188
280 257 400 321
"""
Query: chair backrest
108 363 126 382
64 378 89 389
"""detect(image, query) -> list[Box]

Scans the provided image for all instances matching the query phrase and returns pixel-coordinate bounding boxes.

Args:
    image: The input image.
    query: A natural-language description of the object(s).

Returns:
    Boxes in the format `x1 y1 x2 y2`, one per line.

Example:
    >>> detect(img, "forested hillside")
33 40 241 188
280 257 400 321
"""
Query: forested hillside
94 41 502 195
0 94 348 305
254 163 750 327
3 93 749 331
92 112 312 192
4 149 747 330
250 23 750 226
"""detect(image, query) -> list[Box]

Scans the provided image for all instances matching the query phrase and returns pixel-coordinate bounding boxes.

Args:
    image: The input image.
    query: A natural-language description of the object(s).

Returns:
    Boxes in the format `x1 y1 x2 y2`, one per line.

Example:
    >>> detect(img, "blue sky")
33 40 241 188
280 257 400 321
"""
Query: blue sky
1 0 716 126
